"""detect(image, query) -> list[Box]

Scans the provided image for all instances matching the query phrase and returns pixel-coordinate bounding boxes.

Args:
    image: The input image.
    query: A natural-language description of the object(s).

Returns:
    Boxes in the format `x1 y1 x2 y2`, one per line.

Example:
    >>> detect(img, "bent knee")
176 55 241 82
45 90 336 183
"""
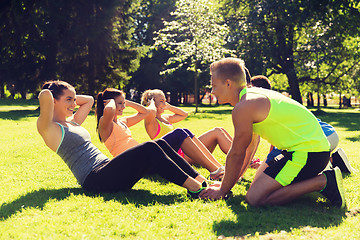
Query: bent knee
245 192 265 207
213 127 225 133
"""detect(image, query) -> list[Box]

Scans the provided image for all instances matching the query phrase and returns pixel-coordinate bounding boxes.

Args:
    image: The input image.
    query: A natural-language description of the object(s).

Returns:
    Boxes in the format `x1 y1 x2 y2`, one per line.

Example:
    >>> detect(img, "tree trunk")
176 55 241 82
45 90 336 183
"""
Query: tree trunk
194 62 199 113
285 66 302 104
339 90 342 109
0 82 4 98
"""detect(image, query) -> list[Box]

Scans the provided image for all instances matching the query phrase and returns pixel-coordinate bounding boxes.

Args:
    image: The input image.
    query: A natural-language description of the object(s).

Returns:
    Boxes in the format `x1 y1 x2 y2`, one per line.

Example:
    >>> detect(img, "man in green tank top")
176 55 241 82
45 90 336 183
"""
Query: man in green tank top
199 57 345 208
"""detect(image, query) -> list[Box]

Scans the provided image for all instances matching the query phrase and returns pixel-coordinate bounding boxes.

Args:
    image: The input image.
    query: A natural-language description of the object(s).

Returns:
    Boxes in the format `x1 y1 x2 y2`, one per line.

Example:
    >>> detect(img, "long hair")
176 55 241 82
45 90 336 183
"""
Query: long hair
95 88 124 141
42 80 74 100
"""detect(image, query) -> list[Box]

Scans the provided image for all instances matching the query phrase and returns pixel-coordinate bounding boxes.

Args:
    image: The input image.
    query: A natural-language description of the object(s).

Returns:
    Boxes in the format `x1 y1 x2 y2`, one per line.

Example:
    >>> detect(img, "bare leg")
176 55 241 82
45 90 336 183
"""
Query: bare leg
246 172 326 206
198 127 232 154
180 137 220 172
253 162 269 182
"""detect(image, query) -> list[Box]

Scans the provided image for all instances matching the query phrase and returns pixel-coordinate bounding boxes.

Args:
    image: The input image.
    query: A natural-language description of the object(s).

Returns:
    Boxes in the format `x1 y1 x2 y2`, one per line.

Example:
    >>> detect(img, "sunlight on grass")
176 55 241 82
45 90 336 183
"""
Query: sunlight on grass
1 101 360 239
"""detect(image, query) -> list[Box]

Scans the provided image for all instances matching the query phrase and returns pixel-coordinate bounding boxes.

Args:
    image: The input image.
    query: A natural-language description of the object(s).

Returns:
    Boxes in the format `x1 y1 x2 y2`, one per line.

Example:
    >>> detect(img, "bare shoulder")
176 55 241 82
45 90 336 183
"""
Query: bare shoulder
234 92 270 123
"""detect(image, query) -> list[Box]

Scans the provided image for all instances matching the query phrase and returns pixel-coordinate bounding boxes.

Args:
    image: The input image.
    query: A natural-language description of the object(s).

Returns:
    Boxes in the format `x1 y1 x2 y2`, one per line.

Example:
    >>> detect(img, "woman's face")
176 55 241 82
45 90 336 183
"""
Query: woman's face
154 92 166 113
114 94 126 116
54 88 77 118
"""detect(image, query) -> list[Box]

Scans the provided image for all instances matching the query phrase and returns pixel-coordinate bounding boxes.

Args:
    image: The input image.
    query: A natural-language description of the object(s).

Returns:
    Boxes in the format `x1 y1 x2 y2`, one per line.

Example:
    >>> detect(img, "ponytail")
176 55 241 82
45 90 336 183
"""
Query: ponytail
95 88 123 141
95 92 105 134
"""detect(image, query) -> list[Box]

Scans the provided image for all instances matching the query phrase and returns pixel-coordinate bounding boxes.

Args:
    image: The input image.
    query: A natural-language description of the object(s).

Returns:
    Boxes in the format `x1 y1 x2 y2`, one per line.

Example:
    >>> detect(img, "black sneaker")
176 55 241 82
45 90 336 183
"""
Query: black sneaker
321 167 346 208
187 181 208 199
332 148 353 174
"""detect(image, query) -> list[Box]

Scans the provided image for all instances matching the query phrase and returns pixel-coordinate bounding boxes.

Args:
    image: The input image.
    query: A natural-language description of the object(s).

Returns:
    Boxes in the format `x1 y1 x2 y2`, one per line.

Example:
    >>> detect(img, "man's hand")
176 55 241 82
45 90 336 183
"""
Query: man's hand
199 186 227 200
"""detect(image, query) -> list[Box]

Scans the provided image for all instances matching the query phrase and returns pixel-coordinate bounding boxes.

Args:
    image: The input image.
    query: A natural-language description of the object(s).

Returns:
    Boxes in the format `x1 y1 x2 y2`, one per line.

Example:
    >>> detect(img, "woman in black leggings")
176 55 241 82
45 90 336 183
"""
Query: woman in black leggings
37 80 208 197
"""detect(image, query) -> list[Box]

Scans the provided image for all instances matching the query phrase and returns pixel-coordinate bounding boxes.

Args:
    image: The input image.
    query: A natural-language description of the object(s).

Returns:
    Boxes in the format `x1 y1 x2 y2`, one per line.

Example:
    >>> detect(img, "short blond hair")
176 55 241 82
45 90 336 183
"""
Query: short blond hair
210 58 247 87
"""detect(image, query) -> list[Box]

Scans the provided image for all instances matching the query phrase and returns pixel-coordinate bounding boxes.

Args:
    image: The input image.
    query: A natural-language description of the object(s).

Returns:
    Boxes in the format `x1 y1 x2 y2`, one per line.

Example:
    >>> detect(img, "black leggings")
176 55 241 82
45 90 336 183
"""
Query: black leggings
82 139 200 193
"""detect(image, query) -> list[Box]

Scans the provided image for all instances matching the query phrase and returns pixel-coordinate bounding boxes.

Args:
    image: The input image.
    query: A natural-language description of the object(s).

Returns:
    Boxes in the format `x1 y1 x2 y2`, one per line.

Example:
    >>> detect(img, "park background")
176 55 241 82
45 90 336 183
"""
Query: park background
1 0 360 239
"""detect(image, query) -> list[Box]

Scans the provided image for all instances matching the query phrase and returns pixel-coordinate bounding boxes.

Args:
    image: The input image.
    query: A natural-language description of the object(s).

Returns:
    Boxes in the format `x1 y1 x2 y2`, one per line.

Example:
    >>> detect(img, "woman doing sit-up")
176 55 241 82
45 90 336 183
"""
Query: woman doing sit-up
36 80 209 198
95 88 224 180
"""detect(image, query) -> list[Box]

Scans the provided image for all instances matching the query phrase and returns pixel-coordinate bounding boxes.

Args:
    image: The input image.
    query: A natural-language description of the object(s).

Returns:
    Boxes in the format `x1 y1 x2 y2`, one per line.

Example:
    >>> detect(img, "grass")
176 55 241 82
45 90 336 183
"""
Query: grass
1 99 360 239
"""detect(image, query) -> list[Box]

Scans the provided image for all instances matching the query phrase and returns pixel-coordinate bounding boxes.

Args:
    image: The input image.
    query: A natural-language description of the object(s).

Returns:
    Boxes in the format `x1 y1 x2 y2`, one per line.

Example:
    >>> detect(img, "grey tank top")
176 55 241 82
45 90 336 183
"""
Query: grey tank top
56 122 110 185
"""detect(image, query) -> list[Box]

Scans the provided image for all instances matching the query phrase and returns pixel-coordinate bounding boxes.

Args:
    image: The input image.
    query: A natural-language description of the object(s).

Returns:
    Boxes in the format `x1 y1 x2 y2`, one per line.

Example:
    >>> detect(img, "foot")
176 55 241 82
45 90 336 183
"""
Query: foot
321 167 346 208
187 181 208 199
209 166 225 181
331 148 354 174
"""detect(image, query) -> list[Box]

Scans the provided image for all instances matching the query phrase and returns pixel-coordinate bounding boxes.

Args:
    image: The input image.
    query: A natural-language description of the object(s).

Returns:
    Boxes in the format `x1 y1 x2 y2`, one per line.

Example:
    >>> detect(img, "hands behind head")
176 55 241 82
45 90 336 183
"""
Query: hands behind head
148 98 155 105
103 99 112 106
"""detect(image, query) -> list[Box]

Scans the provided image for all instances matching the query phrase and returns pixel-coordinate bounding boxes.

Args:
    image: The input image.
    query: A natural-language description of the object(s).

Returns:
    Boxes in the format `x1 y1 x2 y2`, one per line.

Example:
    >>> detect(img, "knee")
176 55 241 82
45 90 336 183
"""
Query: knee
142 141 159 151
245 192 264 207
213 127 226 134
182 128 195 138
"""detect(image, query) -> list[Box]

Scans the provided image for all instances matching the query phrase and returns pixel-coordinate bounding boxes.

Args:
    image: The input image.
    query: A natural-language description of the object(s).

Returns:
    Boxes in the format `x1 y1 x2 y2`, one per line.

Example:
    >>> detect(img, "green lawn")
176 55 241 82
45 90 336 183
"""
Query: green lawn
1 100 360 239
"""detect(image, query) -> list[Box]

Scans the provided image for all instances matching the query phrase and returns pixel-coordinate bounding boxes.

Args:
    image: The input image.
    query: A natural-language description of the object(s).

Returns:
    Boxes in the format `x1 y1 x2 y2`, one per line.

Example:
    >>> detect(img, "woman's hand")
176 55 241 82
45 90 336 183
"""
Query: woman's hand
103 99 112 107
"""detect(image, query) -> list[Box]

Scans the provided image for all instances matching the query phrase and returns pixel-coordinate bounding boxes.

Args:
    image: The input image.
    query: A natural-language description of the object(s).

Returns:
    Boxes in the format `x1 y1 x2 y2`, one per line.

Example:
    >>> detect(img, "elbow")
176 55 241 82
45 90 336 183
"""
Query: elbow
88 96 95 105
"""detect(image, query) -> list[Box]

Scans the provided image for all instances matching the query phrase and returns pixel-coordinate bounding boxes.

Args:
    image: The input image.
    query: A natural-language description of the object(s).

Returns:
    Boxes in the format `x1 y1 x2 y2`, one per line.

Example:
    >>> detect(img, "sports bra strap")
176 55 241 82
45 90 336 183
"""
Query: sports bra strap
55 122 65 153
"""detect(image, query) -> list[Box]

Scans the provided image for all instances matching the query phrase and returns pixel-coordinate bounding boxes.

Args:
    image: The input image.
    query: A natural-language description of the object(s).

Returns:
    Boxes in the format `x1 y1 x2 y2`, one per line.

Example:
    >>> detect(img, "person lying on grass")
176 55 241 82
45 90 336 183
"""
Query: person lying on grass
95 88 224 181
141 89 233 180
36 80 211 198
199 58 346 208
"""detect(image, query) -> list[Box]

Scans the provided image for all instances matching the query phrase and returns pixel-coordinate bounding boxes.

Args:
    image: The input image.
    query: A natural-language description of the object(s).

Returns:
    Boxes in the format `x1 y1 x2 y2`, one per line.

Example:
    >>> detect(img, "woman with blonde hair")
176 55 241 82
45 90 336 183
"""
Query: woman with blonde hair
37 81 210 198
95 88 224 181
141 89 233 179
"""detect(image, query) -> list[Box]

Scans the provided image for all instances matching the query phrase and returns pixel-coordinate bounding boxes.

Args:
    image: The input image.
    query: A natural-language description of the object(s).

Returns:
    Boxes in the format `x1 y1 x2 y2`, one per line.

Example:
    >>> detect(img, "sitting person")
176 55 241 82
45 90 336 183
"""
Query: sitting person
140 89 234 179
36 80 211 198
95 88 224 180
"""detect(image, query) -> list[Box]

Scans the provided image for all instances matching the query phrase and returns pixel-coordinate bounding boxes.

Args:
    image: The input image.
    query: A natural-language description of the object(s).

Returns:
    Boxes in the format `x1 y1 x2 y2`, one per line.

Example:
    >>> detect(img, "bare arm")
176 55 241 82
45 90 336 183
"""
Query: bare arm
36 89 62 152
219 104 255 195
98 99 116 142
199 101 257 199
144 99 158 139
121 100 150 127
70 95 94 125
163 103 188 124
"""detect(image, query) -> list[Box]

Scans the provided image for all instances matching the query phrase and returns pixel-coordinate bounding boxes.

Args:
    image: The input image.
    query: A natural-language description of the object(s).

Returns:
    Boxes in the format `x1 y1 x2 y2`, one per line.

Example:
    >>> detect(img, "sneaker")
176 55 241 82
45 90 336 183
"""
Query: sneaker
321 167 346 208
209 166 225 181
187 181 208 199
332 148 354 174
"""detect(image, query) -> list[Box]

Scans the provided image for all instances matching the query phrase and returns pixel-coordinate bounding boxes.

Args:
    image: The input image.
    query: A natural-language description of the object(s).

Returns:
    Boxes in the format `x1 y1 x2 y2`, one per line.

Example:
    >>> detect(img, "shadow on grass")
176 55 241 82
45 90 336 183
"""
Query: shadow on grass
213 194 347 238
312 111 360 133
0 186 183 221
0 109 39 120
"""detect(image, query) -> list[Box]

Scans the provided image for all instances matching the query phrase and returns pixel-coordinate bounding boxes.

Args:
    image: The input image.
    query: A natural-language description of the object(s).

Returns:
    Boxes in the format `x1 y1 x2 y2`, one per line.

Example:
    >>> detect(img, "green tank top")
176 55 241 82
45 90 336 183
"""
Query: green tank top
239 87 330 152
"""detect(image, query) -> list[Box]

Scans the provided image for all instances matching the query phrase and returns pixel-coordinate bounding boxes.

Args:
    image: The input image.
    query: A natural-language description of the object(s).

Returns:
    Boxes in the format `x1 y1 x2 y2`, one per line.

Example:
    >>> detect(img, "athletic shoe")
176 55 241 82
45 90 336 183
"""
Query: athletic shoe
210 166 225 181
331 148 354 174
187 181 208 199
187 181 232 200
321 167 346 208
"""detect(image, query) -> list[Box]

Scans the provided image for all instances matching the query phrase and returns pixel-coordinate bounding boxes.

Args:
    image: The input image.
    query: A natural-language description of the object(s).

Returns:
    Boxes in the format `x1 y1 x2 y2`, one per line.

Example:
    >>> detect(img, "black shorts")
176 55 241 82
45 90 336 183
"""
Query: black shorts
264 150 330 186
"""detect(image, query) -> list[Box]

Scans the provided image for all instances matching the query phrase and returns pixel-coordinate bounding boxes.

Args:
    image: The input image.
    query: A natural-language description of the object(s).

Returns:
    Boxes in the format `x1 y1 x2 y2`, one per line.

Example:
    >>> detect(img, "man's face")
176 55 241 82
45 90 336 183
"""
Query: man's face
211 73 229 104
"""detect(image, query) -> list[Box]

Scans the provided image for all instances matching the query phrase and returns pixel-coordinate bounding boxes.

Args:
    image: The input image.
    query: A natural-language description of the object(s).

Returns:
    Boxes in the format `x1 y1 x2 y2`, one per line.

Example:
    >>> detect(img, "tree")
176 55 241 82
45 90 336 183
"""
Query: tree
154 0 234 112
0 0 139 98
222 0 360 103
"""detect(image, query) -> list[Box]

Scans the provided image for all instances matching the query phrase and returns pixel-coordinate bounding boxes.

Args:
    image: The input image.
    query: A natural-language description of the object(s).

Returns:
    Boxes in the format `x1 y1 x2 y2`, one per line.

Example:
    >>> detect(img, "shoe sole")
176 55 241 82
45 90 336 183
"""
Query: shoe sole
337 148 352 173
334 167 346 209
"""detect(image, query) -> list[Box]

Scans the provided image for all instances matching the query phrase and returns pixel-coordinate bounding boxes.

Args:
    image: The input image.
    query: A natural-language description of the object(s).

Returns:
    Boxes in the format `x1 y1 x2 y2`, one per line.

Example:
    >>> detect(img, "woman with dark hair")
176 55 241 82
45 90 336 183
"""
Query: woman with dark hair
95 88 224 180
37 80 210 198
